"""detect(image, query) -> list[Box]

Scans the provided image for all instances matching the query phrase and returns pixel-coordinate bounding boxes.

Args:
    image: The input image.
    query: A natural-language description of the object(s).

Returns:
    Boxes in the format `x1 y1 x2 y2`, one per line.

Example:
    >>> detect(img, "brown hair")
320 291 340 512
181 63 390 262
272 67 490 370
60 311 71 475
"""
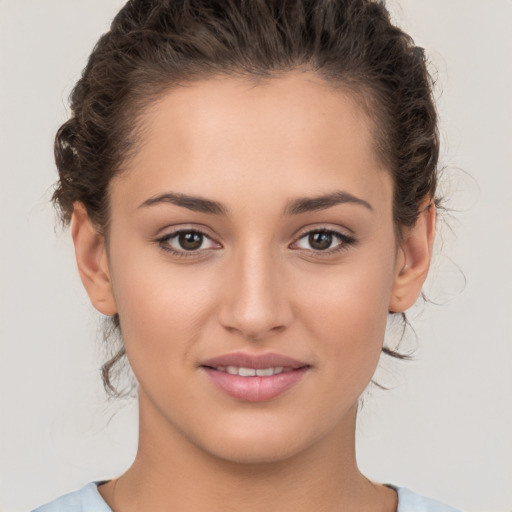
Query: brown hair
53 0 440 397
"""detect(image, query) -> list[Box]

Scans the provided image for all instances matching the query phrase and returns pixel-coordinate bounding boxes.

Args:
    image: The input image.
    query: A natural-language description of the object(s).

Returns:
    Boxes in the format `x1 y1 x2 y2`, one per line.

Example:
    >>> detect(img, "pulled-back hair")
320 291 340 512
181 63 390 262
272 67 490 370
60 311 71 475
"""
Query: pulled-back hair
53 0 440 397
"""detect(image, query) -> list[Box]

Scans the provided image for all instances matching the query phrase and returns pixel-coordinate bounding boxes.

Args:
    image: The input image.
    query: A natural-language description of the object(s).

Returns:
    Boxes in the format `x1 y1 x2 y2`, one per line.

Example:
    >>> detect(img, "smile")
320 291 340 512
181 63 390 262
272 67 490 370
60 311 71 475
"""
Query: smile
200 352 310 402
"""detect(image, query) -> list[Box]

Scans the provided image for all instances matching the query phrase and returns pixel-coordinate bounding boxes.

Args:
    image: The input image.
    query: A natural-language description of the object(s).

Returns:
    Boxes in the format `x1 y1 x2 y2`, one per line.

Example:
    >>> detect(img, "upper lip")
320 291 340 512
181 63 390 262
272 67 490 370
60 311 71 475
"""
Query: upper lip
200 352 309 369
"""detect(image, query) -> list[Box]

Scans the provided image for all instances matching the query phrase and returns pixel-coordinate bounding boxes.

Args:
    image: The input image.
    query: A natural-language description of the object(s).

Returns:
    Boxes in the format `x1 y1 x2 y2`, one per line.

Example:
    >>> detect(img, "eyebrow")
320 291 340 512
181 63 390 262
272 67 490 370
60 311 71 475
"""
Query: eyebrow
138 192 228 215
284 191 373 215
138 190 373 216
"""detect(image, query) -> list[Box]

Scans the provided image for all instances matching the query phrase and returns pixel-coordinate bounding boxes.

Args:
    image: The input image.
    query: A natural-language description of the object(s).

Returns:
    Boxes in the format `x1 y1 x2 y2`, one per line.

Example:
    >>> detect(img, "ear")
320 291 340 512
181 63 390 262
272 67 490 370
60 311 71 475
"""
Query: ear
389 202 436 313
71 203 117 316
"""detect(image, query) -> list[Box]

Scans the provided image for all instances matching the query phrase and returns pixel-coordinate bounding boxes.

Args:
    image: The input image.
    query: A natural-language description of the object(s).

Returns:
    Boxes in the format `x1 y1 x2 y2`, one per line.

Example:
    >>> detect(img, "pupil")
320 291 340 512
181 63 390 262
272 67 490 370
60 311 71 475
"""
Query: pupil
309 231 332 250
179 232 203 250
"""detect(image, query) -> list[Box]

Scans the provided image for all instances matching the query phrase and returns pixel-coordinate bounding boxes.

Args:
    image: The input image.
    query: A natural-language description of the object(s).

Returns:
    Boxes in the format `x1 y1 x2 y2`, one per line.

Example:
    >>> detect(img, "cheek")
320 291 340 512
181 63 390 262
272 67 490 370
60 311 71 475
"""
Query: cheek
295 251 397 381
108 246 220 370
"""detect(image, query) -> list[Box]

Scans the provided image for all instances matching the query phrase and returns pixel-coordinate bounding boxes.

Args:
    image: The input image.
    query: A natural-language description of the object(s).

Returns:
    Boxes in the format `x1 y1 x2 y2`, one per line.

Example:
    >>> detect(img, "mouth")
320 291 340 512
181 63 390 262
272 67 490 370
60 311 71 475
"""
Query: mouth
200 352 311 402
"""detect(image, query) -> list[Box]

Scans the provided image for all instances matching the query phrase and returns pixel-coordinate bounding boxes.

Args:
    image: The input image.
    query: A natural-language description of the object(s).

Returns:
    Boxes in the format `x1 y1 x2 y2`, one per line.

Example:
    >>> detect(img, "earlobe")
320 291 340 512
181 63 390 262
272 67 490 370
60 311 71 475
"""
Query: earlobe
389 202 436 313
72 203 117 316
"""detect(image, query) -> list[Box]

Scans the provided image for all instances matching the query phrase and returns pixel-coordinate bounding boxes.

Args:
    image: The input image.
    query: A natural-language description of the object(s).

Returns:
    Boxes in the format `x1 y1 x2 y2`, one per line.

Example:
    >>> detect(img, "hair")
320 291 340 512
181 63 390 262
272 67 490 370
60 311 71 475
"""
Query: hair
53 0 440 397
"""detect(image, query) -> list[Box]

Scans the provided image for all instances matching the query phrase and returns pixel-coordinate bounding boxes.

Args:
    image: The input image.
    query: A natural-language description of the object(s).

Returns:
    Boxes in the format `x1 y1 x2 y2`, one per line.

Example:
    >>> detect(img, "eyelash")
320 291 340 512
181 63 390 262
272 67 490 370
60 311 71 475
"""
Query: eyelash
155 227 356 258
155 229 219 258
291 228 356 256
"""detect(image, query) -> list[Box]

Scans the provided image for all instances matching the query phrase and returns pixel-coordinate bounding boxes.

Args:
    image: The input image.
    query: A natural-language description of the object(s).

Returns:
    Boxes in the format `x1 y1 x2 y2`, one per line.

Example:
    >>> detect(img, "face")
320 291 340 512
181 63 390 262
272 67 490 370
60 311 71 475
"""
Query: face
81 73 424 464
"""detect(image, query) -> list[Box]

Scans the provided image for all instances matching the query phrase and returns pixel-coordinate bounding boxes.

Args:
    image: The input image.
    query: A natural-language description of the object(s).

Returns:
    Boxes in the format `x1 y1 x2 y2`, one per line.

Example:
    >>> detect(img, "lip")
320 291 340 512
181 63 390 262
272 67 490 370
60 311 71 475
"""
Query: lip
200 352 311 402
201 352 308 370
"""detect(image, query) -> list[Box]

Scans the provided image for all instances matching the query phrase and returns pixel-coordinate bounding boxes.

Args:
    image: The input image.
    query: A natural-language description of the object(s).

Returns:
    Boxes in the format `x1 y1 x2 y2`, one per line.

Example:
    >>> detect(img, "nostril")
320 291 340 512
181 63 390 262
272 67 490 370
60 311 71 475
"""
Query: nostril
216 273 294 340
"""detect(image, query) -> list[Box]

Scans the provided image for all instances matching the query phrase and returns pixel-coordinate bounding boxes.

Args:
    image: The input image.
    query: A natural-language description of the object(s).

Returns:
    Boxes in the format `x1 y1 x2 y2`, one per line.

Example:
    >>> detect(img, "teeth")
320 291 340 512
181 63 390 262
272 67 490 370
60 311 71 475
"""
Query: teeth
239 367 256 377
256 368 274 376
217 366 286 377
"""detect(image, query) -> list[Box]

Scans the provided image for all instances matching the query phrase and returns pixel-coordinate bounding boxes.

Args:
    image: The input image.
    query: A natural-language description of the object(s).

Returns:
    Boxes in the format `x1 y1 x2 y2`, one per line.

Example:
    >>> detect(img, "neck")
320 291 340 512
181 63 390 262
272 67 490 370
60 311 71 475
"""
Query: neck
100 393 396 512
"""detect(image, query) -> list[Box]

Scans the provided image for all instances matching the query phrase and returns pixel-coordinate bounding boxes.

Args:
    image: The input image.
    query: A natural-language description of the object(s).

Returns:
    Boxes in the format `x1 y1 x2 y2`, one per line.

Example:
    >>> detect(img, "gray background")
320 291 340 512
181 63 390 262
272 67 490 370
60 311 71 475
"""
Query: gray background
1 1 511 511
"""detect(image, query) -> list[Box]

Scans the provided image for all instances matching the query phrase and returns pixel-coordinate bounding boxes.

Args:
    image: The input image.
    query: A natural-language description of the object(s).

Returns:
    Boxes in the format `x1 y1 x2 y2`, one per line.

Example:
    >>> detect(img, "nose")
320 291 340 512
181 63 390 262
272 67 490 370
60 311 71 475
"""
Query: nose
217 245 293 341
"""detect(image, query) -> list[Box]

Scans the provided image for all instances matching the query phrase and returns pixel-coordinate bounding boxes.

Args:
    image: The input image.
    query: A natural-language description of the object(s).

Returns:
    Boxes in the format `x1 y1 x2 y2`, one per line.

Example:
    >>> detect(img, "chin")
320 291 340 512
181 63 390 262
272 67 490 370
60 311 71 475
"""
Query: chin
191 415 326 466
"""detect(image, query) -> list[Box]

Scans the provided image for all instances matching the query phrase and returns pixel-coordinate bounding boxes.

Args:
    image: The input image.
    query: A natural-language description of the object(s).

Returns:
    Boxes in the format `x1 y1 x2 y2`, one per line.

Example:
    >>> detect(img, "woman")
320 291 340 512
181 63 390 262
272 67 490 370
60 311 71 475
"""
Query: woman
32 0 460 510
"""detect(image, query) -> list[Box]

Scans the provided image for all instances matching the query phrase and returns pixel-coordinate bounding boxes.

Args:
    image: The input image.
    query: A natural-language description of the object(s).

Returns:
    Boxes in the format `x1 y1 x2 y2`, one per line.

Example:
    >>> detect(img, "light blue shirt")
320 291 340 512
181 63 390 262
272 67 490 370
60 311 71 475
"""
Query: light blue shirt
31 482 462 511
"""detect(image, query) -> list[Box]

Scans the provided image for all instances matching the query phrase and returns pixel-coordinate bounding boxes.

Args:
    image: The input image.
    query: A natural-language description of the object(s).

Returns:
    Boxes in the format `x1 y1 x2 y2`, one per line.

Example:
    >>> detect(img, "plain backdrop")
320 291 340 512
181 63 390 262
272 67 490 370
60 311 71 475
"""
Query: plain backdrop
1 1 511 511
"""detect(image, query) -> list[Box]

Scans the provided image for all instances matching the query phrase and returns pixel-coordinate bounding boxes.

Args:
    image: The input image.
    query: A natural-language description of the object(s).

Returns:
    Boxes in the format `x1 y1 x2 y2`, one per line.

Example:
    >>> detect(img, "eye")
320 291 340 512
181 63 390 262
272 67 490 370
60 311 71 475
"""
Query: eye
292 229 355 253
157 229 220 255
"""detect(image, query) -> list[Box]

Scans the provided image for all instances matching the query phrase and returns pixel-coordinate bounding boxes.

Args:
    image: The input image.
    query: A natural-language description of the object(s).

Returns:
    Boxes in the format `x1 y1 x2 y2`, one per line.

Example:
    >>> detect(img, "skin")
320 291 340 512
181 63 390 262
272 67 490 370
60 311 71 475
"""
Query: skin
73 72 435 512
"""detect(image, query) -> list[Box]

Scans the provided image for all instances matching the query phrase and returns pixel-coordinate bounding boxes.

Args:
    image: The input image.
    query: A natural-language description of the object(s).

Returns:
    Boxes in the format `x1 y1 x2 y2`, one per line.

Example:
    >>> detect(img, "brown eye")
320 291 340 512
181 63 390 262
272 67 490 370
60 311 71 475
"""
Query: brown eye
178 231 204 250
158 229 219 255
308 231 333 250
292 228 355 254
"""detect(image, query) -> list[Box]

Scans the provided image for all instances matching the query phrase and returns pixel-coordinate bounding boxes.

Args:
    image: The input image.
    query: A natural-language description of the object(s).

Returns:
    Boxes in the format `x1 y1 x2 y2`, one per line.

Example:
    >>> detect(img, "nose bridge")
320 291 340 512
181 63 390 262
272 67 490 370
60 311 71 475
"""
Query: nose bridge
218 241 291 340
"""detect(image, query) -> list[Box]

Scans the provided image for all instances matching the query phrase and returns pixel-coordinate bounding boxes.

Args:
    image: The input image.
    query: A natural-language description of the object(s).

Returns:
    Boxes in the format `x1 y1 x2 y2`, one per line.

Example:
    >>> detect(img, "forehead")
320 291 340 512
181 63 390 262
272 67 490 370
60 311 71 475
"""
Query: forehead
115 72 392 212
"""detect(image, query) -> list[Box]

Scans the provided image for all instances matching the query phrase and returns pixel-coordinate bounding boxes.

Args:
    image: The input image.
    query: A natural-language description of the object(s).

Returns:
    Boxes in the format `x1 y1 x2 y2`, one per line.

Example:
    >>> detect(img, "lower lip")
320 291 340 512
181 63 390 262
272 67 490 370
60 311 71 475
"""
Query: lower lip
202 367 309 402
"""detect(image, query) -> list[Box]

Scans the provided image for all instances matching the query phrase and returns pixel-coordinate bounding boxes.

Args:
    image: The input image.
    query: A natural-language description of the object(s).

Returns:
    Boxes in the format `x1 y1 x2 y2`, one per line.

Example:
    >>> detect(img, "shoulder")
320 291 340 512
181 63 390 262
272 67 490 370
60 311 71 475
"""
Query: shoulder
30 482 462 512
30 482 112 512
394 485 462 512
